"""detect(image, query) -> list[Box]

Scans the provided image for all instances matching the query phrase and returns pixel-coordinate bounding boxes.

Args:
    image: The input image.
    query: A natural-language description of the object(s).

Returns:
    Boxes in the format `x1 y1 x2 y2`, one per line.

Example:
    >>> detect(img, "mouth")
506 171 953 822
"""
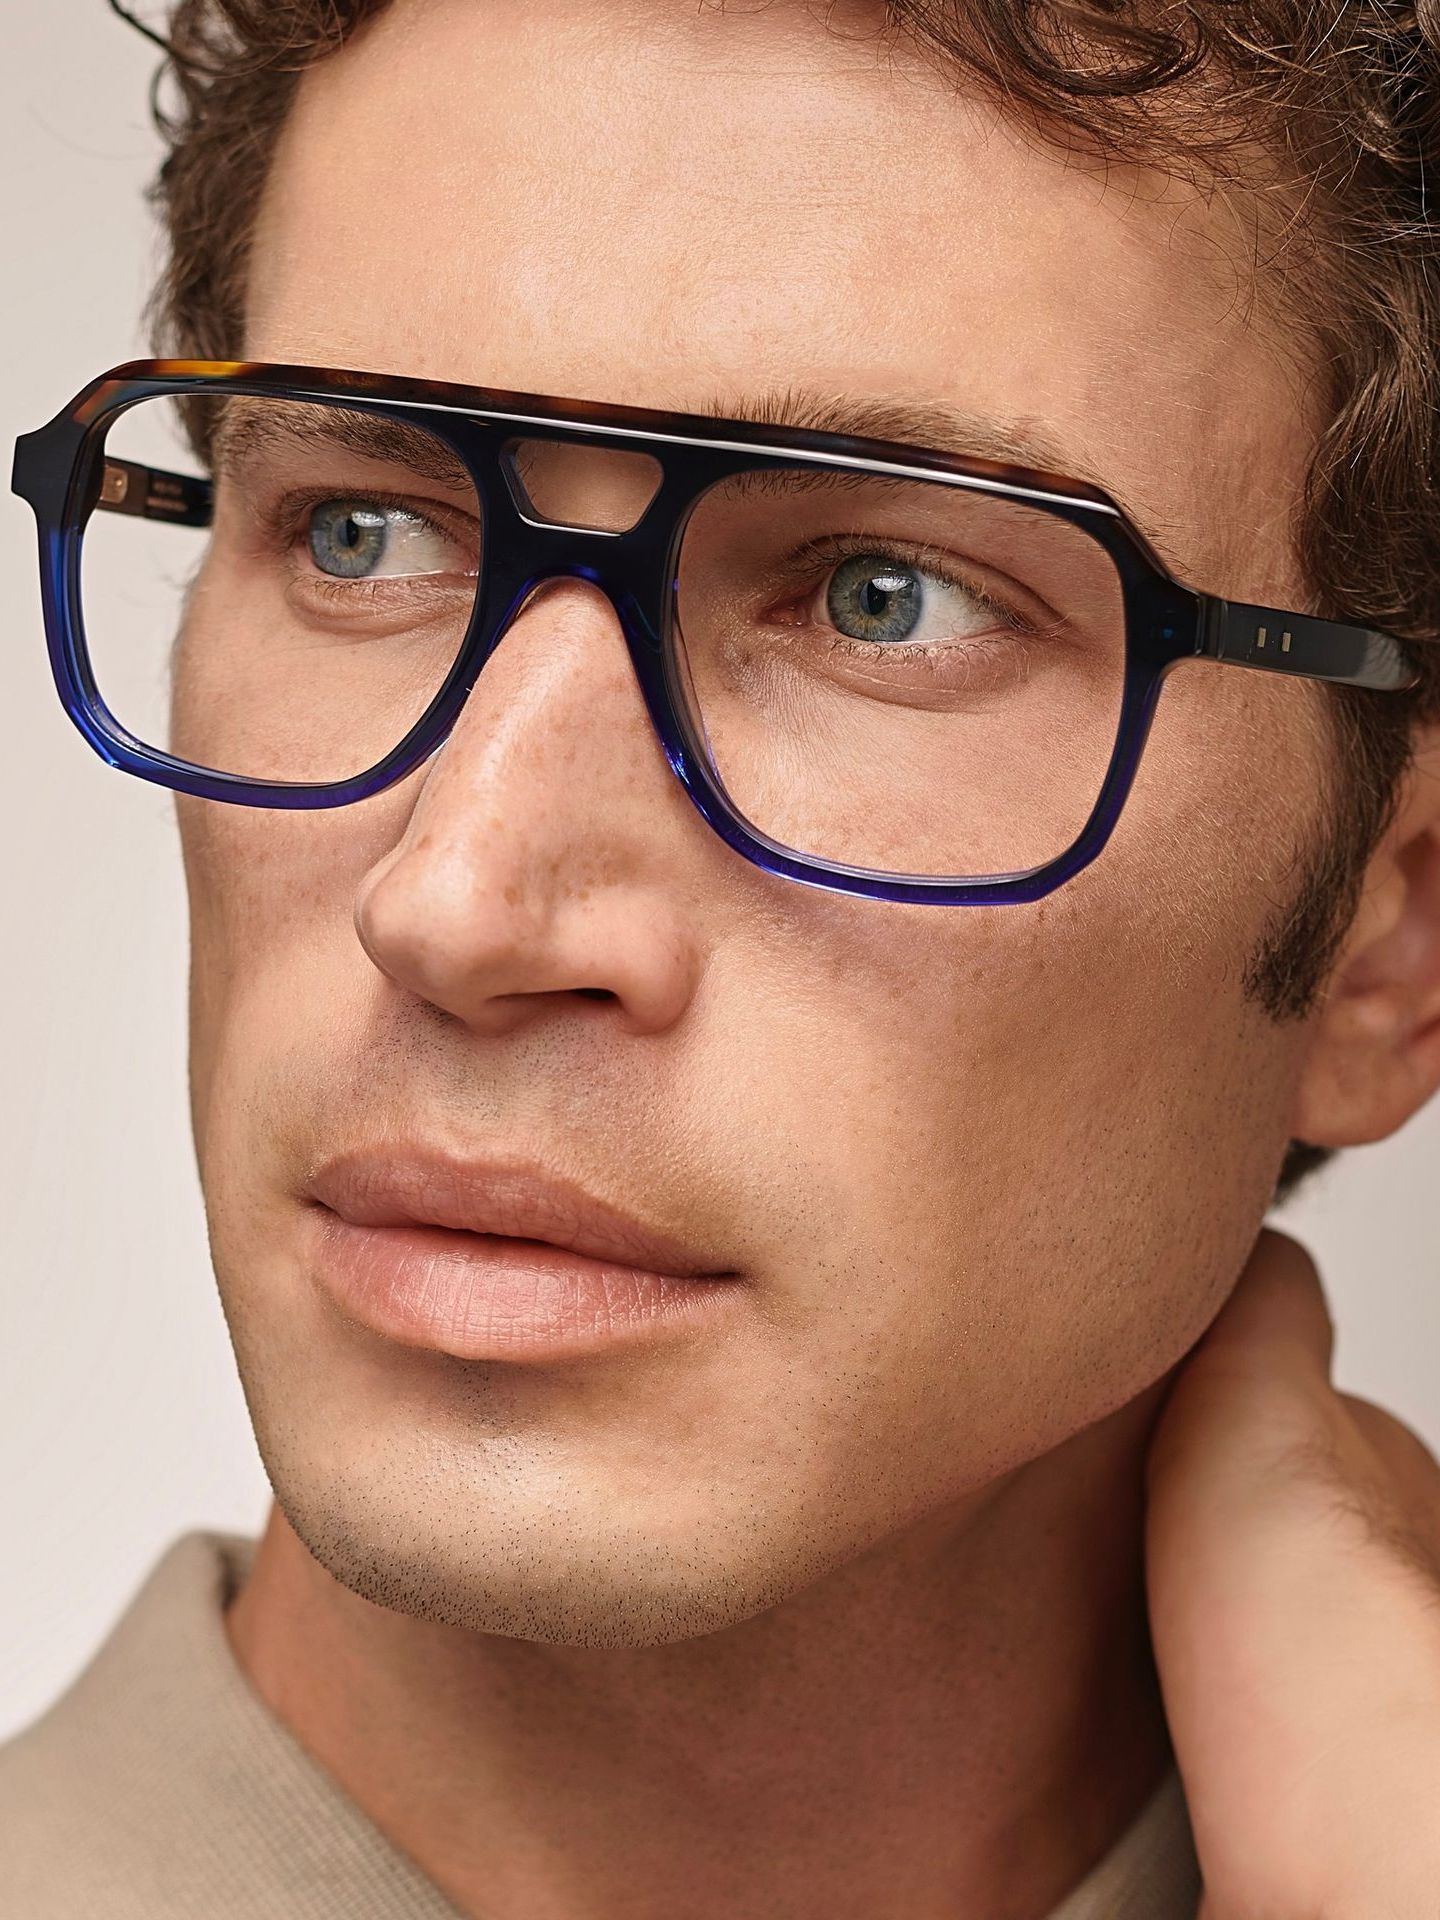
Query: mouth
302 1149 744 1363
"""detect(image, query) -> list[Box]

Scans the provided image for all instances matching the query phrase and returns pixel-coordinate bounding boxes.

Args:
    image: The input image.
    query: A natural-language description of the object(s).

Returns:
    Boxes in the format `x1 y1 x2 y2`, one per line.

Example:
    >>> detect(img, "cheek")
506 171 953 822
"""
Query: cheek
730 674 1322 1468
178 785 414 1115
175 648 1324 1496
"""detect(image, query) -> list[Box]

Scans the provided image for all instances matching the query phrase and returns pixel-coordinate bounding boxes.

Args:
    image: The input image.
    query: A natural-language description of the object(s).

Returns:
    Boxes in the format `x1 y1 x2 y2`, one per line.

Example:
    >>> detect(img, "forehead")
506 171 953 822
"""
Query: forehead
245 0 1312 599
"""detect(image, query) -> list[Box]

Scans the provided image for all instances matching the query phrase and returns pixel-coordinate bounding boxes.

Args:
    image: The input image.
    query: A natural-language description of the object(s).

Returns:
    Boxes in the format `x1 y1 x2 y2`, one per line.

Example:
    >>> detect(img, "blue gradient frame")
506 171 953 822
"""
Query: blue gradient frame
11 359 1422 905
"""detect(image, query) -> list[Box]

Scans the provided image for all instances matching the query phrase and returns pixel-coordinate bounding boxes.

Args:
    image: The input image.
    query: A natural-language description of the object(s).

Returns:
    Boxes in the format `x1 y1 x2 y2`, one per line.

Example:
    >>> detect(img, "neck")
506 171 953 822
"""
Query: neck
226 1381 1172 1920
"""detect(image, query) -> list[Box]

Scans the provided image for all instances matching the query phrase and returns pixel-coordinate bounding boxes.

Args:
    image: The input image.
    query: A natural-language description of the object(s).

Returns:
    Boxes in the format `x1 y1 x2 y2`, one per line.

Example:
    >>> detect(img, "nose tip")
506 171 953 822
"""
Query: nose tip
354 845 699 1036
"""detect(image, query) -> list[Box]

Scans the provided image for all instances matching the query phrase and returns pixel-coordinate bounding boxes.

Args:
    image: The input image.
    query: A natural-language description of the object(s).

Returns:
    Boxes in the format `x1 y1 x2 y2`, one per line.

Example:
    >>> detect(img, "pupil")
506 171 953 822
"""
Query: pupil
827 553 922 644
311 502 387 578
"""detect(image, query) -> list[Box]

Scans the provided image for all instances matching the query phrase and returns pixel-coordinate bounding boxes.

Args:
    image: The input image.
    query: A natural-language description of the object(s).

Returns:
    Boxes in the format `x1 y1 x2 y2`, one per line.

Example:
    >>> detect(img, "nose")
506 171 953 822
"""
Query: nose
352 578 711 1038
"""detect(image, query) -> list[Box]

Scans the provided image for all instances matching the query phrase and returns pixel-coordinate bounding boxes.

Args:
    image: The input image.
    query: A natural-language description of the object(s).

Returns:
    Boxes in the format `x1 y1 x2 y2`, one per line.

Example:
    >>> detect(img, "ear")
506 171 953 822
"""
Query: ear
1292 725 1440 1147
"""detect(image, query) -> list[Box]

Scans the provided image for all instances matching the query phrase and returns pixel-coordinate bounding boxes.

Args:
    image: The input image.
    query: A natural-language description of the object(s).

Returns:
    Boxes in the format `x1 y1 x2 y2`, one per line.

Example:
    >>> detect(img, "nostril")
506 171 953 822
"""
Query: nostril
574 987 615 1001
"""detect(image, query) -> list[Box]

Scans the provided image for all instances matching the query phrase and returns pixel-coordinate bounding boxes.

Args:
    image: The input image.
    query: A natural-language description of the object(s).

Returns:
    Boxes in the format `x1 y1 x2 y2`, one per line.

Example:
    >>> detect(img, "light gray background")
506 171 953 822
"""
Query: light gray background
2 0 1437 1744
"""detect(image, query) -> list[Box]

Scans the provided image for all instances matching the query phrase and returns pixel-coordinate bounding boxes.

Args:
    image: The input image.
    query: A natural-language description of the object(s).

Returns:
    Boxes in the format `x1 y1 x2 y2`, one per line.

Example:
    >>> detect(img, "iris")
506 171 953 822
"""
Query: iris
825 552 924 644
308 502 390 579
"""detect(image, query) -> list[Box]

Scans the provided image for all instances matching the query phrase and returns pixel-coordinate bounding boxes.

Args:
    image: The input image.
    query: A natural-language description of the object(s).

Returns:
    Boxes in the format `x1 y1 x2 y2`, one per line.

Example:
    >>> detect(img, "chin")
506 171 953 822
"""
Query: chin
259 1437 833 1647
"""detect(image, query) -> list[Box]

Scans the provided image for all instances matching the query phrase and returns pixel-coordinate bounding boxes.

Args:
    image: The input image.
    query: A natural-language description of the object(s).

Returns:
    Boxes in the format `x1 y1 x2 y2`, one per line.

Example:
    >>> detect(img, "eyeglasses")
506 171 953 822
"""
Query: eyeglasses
10 359 1420 905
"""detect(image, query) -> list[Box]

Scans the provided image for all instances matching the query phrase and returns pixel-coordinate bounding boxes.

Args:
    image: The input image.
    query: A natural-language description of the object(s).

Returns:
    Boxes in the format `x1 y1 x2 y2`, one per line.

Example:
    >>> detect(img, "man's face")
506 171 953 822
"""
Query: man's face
183 0 1335 1642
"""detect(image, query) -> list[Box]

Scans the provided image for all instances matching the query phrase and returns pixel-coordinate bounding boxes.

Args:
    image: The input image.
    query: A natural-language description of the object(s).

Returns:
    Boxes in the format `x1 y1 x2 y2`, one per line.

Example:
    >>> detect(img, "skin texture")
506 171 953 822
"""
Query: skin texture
182 1 1440 1914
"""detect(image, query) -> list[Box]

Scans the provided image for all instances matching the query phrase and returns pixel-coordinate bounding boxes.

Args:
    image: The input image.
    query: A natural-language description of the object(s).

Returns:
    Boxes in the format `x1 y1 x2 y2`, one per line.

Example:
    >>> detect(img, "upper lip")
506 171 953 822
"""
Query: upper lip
307 1149 735 1280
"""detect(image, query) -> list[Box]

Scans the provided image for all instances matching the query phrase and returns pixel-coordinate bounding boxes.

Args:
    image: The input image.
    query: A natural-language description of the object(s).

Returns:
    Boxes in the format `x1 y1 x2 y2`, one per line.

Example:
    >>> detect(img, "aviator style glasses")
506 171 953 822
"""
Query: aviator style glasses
11 360 1421 905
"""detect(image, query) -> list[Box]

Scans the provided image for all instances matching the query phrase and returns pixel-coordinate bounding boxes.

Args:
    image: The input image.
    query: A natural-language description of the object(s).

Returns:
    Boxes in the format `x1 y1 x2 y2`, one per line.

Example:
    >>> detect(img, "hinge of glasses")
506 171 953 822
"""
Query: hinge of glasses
1204 598 1303 667
95 458 214 527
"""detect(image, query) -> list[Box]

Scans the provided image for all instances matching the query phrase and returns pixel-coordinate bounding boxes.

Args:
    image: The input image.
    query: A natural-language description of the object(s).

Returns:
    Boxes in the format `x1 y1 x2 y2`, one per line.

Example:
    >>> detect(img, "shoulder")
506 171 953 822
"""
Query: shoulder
0 1531 260 1919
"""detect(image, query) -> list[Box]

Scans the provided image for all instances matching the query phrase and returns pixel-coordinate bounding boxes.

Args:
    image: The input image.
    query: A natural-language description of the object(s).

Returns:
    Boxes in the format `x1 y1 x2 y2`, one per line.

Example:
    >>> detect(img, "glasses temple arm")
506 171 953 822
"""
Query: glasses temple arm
1199 595 1420 693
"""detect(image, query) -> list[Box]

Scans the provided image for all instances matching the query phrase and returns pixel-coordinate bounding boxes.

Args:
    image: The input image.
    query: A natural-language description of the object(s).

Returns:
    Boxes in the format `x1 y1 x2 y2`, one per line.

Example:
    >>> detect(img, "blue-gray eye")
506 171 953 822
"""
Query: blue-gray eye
825 553 925 644
308 502 390 579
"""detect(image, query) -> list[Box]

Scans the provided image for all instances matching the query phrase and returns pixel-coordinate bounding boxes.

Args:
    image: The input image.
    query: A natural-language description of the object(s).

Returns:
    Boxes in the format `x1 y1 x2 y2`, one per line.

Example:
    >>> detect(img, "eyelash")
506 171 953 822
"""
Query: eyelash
769 532 1031 662
243 492 1041 663
254 486 478 578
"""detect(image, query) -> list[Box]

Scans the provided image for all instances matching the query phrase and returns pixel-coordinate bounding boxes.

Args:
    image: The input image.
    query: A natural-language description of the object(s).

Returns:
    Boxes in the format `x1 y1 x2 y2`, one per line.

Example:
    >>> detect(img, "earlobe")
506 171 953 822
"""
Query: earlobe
1291 732 1440 1149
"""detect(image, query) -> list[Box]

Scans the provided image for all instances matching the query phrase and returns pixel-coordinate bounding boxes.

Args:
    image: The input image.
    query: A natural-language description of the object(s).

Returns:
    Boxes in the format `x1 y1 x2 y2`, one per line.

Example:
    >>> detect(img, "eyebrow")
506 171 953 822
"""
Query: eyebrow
696 387 1087 484
692 385 1189 571
111 379 1183 572
212 399 476 490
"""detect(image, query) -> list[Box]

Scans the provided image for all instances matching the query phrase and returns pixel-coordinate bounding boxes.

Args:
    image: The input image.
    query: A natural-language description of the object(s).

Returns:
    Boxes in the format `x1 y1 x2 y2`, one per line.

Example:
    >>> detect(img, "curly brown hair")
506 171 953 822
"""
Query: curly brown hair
115 0 1440 1200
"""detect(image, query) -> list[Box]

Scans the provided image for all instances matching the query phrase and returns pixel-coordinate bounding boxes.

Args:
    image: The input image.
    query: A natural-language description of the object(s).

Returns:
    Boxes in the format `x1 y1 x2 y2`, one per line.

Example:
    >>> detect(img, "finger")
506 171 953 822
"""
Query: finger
1145 1229 1336 1500
1184 1226 1334 1383
1341 1390 1438 1480
1338 1392 1440 1572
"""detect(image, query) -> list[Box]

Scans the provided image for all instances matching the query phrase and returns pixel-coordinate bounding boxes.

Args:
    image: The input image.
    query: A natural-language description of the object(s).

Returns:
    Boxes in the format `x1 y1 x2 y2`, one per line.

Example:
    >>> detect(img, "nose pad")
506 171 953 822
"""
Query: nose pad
502 437 664 533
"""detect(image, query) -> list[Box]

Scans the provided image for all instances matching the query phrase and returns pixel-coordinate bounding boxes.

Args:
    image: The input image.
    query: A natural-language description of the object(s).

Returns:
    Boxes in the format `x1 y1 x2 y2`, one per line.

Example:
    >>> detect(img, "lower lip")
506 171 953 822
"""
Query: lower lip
305 1208 741 1362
